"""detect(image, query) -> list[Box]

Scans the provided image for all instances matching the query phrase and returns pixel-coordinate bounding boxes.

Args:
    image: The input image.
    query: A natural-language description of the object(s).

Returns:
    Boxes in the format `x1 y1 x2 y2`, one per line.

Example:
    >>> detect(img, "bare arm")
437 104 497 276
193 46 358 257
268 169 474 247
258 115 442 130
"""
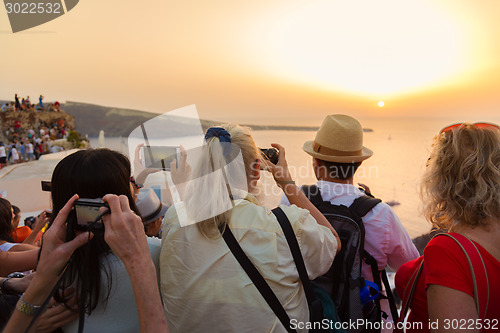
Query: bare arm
23 211 50 245
102 194 169 333
265 143 341 253
0 249 39 276
3 194 91 333
427 284 479 333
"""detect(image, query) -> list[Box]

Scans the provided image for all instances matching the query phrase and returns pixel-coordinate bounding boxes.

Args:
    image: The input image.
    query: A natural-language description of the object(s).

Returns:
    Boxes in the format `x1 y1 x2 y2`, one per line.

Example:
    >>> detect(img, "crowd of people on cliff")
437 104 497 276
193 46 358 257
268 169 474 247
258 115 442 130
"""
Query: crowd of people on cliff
1 94 62 113
0 120 74 168
0 114 498 333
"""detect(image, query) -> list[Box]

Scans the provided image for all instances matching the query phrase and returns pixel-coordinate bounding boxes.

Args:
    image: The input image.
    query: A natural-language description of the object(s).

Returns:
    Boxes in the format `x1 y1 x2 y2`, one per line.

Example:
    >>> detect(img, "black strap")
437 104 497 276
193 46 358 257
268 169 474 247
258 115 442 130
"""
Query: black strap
301 185 323 205
272 208 315 303
349 196 381 218
272 207 325 327
381 269 400 322
219 225 295 333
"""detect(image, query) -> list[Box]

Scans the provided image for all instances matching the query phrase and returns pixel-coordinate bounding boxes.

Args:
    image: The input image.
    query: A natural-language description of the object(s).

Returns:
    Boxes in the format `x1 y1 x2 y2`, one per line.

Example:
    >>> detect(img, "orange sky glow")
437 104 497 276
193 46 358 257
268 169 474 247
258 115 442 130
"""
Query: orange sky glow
1 0 499 125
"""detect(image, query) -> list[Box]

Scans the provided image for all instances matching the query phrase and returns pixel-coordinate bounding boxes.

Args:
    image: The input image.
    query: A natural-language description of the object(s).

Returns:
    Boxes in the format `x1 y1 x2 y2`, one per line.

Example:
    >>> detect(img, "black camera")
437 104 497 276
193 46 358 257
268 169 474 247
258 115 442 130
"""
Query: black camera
24 216 36 229
259 148 279 165
73 198 109 232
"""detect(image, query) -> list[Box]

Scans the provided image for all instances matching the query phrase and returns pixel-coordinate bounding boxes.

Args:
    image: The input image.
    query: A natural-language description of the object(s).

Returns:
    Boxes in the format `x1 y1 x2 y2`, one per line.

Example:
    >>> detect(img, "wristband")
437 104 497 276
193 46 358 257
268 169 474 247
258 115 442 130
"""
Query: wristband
275 180 295 185
1 272 24 295
16 295 42 316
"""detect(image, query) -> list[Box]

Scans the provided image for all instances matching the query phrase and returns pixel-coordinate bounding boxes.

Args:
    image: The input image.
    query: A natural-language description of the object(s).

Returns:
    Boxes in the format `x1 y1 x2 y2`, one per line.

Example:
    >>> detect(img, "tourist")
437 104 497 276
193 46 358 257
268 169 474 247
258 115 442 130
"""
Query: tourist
2 193 169 333
160 124 340 332
395 122 500 332
50 149 161 332
0 143 7 168
14 94 20 111
136 188 167 238
281 114 419 325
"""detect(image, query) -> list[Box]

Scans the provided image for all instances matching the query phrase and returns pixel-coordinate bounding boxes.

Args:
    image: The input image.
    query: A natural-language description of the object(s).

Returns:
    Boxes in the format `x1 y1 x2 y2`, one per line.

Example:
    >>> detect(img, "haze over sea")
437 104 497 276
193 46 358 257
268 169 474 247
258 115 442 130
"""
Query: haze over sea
90 115 500 239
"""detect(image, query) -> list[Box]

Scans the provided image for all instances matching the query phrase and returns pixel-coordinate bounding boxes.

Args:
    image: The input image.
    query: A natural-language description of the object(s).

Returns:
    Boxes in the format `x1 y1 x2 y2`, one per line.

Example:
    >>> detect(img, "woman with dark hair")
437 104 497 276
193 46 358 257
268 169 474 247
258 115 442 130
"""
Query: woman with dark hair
49 149 161 333
0 198 38 253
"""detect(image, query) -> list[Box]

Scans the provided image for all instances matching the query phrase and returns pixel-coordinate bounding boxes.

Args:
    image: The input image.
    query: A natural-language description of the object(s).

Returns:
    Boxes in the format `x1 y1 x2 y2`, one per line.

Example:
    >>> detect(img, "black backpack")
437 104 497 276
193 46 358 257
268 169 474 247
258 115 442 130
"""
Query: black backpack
302 185 398 333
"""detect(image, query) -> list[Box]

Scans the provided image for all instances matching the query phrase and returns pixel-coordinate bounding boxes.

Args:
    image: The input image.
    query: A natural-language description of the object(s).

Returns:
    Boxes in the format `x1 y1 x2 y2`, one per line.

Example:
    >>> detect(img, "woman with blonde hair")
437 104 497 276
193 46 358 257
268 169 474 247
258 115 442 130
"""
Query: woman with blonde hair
396 122 500 332
160 124 340 332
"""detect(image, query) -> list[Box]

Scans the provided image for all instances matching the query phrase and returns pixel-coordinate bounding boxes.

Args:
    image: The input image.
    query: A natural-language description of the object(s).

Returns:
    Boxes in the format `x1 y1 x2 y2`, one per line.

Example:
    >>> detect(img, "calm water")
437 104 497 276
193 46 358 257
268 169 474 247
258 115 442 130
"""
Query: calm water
90 116 500 239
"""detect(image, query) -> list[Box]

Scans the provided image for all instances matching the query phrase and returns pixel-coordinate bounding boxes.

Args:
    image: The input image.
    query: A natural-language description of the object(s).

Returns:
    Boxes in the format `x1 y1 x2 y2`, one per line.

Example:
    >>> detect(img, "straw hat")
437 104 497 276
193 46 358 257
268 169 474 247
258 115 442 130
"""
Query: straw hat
302 114 373 163
136 189 168 224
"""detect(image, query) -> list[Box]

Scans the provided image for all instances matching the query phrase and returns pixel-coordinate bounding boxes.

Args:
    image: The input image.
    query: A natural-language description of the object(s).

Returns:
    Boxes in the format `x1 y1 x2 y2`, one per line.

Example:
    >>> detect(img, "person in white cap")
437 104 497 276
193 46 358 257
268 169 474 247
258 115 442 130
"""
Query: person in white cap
136 189 168 238
282 114 419 326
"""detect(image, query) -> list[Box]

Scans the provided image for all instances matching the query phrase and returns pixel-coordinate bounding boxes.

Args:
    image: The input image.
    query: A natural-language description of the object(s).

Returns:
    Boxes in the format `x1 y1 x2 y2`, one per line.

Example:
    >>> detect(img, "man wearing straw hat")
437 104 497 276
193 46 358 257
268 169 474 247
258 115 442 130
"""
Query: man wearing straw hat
282 114 418 324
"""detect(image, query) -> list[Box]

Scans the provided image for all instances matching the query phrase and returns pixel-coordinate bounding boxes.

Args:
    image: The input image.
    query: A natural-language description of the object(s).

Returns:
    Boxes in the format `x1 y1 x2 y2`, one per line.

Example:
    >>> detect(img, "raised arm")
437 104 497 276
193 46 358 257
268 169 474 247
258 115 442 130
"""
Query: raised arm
3 194 91 333
102 194 169 333
265 143 341 253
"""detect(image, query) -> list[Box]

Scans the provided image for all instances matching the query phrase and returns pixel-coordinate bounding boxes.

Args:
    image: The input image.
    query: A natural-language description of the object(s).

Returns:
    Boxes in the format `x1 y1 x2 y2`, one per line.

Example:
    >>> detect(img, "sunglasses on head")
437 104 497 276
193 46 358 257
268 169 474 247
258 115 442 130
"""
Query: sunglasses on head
439 122 500 134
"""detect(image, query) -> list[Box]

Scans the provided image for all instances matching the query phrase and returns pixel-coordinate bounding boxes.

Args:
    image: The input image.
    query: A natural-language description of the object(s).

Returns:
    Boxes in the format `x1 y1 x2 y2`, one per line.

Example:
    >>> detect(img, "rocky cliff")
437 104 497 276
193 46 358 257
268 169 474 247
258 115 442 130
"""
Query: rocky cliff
0 109 75 143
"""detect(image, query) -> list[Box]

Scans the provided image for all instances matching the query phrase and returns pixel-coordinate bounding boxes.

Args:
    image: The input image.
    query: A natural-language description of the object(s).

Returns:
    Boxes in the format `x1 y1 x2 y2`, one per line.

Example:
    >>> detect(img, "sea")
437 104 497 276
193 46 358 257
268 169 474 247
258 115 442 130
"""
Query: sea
89 116 500 239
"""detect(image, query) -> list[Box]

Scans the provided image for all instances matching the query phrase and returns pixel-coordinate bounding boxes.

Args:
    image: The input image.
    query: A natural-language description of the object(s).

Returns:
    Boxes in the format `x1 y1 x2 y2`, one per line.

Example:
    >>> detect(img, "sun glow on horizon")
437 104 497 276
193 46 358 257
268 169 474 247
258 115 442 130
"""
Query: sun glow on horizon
249 0 475 98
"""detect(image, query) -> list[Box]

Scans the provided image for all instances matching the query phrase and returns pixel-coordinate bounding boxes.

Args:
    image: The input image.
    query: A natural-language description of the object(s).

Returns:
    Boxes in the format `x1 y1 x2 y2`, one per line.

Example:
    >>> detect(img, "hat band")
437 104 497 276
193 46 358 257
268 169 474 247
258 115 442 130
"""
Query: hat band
312 141 362 157
143 204 164 224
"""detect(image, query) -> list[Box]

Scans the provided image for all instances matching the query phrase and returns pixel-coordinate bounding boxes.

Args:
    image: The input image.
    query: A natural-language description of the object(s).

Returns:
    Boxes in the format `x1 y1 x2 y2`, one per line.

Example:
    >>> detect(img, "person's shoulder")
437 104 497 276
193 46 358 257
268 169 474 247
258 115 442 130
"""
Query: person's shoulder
424 234 464 261
277 204 312 225
147 236 162 259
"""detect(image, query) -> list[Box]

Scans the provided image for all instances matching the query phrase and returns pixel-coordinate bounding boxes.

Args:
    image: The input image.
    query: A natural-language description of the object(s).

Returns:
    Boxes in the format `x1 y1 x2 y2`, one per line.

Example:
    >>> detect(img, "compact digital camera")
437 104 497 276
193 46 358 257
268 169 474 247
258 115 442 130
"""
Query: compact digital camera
259 147 279 165
73 198 109 232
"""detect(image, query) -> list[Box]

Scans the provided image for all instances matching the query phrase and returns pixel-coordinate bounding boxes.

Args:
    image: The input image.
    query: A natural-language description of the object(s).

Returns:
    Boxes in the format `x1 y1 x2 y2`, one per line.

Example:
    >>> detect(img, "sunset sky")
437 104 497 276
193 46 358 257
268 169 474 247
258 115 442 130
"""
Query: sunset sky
1 0 499 125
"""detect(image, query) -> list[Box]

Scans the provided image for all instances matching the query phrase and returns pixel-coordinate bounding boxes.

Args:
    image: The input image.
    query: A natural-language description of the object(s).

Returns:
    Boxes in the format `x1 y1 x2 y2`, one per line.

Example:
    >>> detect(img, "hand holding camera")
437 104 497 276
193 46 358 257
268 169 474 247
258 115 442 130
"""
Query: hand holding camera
101 194 150 266
261 143 295 188
35 195 93 286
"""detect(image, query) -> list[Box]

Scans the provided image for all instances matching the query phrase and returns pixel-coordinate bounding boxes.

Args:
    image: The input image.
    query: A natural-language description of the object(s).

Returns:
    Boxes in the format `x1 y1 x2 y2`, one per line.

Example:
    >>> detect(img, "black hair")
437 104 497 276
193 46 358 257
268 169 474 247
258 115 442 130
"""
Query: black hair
317 160 361 180
50 149 138 315
12 205 20 219
0 198 14 242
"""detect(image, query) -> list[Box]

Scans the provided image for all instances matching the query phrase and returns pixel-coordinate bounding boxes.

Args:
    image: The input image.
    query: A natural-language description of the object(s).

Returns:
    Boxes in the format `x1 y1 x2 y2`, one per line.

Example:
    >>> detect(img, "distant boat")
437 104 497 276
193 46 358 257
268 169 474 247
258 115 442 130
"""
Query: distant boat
388 134 392 140
385 185 400 206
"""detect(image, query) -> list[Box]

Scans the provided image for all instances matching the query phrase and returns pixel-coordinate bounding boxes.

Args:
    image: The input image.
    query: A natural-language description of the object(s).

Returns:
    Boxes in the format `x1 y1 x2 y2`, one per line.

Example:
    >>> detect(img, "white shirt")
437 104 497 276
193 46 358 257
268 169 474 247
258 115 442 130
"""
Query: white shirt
160 193 337 333
0 146 6 158
11 147 19 160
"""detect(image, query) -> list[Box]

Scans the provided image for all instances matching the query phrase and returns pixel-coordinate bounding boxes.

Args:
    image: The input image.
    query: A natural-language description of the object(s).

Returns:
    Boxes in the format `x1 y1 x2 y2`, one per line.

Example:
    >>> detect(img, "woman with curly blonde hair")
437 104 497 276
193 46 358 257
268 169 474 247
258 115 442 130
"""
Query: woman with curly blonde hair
396 122 500 333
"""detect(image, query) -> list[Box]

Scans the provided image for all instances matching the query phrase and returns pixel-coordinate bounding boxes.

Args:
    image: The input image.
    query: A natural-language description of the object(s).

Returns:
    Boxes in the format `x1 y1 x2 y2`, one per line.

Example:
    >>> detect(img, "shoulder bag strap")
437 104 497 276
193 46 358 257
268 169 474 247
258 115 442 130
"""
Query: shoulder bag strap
219 225 296 333
393 258 424 333
272 207 324 324
437 233 489 319
272 207 316 304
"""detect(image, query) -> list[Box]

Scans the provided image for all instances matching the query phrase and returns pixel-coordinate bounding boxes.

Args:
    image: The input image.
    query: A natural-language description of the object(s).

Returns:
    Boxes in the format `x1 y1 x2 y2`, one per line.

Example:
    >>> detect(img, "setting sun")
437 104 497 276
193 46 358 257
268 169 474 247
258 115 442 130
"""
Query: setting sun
378 101 385 107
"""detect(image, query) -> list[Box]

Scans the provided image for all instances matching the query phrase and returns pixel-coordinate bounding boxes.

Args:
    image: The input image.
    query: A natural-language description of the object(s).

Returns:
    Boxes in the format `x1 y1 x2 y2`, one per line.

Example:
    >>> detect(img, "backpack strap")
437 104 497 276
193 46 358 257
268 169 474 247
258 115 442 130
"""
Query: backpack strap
301 185 324 205
272 207 325 327
349 195 381 218
381 269 400 322
219 225 296 333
